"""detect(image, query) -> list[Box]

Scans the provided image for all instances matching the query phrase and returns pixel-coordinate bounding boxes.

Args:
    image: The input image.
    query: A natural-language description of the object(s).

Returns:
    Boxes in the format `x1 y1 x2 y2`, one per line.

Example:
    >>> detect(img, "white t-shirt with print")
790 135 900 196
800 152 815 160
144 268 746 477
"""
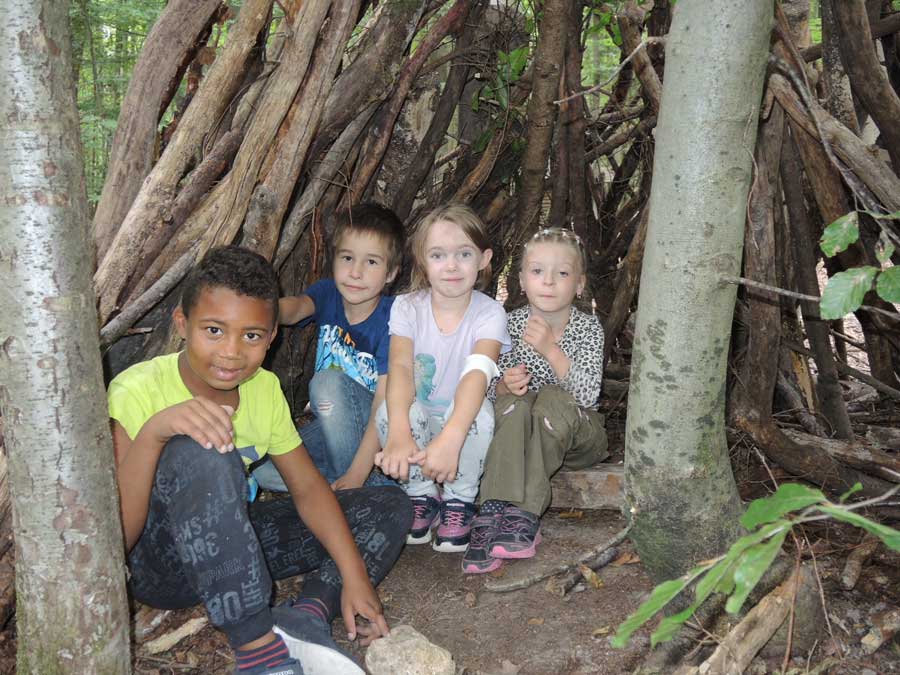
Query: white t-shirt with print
389 289 511 416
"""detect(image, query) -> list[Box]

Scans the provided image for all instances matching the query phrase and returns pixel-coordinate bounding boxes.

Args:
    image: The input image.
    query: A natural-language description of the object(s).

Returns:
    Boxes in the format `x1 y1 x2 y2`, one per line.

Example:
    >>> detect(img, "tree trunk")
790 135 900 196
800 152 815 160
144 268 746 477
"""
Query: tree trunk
91 0 223 261
513 0 568 235
832 0 900 169
0 2 131 672
94 0 272 324
781 130 853 438
624 0 773 582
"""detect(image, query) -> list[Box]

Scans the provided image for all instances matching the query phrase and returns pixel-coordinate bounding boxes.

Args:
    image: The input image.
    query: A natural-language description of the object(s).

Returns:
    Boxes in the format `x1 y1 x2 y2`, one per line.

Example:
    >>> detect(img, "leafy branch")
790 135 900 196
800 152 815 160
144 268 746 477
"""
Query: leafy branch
818 210 900 319
613 482 900 649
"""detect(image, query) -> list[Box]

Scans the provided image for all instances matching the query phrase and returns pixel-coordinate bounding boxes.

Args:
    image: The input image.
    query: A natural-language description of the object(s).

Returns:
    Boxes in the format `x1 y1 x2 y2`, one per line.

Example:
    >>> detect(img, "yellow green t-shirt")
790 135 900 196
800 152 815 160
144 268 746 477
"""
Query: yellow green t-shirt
108 352 300 467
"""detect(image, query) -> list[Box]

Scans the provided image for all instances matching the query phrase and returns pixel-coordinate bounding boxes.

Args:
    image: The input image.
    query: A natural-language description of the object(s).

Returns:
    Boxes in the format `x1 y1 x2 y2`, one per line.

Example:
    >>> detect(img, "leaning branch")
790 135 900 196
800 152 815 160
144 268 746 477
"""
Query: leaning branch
721 275 900 322
554 37 665 106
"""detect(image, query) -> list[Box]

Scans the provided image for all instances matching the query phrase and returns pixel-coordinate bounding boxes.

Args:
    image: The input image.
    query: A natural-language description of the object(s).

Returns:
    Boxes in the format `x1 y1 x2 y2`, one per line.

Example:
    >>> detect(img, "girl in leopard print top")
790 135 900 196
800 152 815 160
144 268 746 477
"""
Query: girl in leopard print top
463 228 609 574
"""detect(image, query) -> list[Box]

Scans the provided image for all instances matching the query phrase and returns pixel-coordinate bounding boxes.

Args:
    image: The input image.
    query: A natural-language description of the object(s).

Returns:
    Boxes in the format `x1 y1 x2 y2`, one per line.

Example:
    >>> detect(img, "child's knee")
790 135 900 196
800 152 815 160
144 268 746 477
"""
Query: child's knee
308 369 350 415
158 436 246 490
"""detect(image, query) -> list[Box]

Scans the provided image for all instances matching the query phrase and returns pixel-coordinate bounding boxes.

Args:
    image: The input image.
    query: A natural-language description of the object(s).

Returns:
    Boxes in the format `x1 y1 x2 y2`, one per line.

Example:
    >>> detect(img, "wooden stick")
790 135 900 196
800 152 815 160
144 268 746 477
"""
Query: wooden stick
783 339 900 401
840 533 880 590
99 249 195 348
676 569 801 675
484 524 631 593
545 546 620 597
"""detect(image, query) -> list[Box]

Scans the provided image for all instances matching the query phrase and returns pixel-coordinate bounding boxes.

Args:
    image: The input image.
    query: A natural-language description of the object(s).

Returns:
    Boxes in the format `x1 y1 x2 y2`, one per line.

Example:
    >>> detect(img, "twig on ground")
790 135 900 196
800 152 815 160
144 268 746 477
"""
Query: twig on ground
840 533 880 590
484 524 631 593
545 546 619 596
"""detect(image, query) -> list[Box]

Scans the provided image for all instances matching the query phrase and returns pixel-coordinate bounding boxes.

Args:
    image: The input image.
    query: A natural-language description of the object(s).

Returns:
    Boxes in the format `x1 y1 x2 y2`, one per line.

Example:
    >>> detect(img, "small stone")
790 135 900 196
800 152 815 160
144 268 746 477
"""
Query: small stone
366 624 455 675
464 592 477 608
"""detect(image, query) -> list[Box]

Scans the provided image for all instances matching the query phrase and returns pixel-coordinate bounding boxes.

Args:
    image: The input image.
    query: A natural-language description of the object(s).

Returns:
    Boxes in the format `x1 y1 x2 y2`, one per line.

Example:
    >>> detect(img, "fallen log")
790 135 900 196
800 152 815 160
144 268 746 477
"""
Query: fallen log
781 428 900 483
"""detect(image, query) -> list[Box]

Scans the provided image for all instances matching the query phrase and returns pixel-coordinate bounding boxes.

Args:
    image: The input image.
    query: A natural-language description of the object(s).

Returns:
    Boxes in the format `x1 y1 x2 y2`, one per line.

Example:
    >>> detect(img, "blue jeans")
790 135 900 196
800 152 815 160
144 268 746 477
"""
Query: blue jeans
252 370 395 490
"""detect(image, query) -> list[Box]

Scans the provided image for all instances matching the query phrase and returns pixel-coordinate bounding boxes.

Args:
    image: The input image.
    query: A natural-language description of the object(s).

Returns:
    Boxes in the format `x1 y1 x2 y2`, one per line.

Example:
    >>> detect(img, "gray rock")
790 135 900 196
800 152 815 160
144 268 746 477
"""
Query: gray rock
365 624 455 675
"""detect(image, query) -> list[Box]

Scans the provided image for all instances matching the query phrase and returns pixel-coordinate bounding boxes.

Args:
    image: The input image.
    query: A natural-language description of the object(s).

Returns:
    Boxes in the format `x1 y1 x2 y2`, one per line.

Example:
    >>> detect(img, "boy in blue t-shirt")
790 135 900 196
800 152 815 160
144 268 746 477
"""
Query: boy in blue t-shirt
253 204 404 491
109 246 412 675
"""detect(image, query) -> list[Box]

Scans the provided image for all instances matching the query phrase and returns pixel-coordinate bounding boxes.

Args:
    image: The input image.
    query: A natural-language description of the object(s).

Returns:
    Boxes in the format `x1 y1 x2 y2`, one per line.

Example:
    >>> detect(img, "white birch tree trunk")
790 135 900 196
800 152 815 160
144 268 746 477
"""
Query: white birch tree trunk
0 1 131 671
624 0 773 582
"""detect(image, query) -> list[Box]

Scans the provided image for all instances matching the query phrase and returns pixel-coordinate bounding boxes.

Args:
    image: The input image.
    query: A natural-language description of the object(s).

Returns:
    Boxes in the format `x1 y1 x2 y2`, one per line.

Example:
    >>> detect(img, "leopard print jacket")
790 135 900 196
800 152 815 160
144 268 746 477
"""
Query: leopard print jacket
489 306 605 409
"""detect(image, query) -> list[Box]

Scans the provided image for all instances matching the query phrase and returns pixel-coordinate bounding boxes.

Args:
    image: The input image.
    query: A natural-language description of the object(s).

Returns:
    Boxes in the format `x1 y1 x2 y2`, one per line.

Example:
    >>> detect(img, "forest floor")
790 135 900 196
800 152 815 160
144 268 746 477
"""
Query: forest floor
0 415 899 674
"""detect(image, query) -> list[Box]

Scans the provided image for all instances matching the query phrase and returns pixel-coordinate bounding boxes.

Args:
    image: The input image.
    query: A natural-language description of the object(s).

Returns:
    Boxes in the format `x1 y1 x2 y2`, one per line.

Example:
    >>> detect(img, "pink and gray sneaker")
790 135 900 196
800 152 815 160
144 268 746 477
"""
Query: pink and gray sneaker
490 505 542 559
407 494 441 544
461 512 503 574
432 499 478 552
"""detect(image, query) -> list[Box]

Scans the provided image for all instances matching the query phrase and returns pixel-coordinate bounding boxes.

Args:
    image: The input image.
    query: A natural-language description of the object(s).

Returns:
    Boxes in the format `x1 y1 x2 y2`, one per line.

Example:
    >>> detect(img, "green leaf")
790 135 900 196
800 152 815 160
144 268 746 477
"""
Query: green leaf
470 87 481 113
612 565 708 648
876 266 900 303
651 604 696 647
839 483 863 503
725 529 789 614
875 232 895 264
741 483 825 529
820 212 859 257
472 128 493 154
610 23 622 46
497 83 509 110
863 209 900 221
817 505 900 551
819 267 879 320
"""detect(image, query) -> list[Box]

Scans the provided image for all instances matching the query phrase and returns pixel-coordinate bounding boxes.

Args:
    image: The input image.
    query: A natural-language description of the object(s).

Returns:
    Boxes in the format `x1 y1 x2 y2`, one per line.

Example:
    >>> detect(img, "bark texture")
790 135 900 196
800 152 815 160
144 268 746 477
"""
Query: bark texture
0 1 130 672
624 0 773 582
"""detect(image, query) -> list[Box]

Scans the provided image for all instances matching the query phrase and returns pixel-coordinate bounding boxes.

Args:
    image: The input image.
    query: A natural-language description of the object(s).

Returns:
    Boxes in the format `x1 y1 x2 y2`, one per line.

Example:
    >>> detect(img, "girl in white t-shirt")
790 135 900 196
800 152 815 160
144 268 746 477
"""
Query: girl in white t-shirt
375 204 510 552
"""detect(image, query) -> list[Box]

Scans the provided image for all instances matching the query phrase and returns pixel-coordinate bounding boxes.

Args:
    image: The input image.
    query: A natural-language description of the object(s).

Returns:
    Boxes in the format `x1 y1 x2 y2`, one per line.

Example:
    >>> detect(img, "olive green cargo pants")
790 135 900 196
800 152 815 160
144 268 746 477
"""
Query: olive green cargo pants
479 385 608 516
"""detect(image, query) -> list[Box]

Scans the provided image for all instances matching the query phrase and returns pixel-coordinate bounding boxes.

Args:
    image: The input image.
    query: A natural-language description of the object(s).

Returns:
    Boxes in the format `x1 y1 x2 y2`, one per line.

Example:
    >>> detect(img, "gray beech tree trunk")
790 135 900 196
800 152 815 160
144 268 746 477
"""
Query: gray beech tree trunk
0 1 131 672
624 0 773 582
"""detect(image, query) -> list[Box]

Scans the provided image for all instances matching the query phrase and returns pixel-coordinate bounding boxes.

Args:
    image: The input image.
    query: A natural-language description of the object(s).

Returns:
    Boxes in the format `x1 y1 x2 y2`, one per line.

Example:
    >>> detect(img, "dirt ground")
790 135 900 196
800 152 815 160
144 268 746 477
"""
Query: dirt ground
0 417 898 673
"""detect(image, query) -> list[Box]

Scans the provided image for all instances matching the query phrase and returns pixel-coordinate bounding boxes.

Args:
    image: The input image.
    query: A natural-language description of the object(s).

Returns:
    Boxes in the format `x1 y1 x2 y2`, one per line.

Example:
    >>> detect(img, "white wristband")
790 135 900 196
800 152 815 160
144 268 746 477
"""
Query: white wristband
459 353 500 391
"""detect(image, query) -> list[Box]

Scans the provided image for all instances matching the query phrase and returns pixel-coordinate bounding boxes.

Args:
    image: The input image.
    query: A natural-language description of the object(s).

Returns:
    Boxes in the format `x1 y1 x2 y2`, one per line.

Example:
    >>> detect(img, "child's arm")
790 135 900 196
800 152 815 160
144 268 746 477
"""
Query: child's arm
272 446 388 641
523 315 571 379
279 294 315 325
410 338 501 484
112 398 235 550
375 336 419 481
332 375 388 490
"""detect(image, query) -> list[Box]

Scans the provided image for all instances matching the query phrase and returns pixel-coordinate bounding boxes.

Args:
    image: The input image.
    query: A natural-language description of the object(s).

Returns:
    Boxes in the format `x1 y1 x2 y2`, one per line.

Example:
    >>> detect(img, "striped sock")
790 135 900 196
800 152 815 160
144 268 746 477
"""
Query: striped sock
292 597 330 625
235 634 291 672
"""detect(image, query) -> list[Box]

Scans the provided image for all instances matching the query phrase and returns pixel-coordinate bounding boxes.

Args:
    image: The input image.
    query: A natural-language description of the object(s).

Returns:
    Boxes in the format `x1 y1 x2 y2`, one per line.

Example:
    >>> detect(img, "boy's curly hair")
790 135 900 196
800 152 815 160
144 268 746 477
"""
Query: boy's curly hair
180 246 279 323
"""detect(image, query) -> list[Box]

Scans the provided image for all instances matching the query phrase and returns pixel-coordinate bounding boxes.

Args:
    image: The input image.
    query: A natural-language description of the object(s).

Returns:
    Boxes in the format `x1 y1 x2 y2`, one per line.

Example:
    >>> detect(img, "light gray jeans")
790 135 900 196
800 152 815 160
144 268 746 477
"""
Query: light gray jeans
376 398 494 502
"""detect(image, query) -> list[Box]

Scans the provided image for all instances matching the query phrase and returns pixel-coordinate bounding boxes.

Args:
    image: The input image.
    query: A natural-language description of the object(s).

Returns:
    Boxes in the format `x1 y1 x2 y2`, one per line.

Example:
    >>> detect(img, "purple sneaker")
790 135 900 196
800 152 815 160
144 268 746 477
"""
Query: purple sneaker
462 513 503 574
490 505 542 559
433 499 478 552
407 494 441 544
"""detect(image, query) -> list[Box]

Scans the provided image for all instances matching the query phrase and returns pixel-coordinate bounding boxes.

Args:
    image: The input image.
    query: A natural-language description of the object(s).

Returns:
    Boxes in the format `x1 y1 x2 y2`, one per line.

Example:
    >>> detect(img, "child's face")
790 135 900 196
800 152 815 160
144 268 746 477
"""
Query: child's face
333 230 397 309
519 241 584 315
173 285 276 396
423 219 491 300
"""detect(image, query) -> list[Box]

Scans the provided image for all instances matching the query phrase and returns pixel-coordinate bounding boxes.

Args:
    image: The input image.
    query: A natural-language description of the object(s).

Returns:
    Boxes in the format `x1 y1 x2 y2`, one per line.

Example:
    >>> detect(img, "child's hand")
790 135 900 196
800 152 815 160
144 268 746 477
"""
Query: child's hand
150 398 235 453
502 364 531 396
523 314 557 357
331 468 366 491
410 435 460 484
341 574 389 644
375 434 418 481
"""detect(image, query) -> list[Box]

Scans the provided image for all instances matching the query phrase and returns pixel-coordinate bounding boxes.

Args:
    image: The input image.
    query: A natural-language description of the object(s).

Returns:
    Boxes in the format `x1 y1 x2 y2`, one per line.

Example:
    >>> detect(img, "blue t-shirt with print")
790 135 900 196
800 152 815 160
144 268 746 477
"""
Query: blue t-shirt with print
304 278 393 392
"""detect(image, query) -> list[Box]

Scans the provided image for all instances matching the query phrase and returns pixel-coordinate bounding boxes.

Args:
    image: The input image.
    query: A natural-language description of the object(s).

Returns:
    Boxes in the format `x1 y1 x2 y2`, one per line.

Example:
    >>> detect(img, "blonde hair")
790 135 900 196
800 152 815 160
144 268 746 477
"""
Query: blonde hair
521 227 587 276
407 203 493 292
